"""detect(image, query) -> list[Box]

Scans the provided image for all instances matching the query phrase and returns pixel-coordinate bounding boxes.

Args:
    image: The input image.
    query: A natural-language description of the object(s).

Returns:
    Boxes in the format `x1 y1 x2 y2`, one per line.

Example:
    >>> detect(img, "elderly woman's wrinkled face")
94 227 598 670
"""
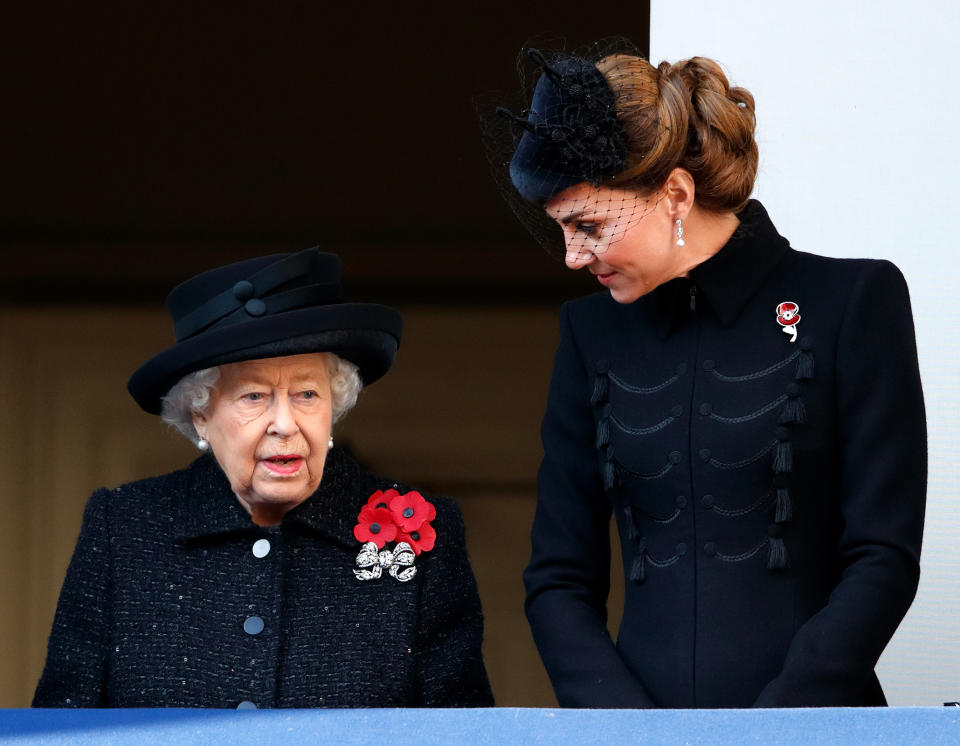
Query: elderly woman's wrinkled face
192 353 332 525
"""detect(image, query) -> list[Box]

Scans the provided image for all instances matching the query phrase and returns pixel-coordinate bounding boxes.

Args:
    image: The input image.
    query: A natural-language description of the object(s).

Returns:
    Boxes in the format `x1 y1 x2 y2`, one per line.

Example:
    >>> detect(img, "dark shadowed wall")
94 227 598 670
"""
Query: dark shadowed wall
0 1 648 706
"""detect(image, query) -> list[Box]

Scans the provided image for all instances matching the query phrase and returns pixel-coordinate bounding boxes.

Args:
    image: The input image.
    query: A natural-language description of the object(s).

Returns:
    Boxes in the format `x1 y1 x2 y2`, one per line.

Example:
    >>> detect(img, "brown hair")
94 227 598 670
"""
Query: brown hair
595 54 758 212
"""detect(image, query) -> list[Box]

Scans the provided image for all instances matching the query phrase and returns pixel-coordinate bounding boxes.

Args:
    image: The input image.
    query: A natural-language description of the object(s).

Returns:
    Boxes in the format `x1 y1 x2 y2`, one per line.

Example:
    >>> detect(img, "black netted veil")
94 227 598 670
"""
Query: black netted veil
478 37 659 261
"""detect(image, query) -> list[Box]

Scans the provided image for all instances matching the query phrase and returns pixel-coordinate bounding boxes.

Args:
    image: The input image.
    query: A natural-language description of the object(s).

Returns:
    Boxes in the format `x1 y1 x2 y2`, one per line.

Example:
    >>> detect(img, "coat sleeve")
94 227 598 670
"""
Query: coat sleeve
415 497 494 706
754 260 927 706
524 303 655 708
33 488 113 707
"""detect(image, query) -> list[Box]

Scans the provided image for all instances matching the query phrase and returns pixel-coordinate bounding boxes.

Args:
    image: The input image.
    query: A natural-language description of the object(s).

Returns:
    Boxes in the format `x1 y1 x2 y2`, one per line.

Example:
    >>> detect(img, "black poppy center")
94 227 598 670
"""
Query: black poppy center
402 507 415 518
410 531 421 541
370 523 381 535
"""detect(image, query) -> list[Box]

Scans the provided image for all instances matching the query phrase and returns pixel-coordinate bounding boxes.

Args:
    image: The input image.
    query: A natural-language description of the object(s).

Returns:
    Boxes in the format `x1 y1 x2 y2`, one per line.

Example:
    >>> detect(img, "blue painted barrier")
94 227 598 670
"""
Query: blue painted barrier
1 706 957 745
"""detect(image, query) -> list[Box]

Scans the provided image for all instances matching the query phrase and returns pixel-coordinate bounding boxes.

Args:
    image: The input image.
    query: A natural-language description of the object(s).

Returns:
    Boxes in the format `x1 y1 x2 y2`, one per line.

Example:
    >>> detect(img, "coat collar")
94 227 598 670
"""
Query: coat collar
173 448 379 549
646 200 791 337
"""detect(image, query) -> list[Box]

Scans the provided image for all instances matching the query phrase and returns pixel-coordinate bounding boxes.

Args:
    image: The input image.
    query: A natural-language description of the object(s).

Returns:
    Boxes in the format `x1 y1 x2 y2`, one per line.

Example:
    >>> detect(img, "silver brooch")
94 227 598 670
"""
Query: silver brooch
354 541 417 582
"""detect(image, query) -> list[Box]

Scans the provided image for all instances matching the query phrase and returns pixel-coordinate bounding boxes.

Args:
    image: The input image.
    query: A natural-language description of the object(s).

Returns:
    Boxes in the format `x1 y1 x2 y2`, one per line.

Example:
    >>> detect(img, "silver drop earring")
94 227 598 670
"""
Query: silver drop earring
328 436 334 450
675 217 685 247
197 438 209 451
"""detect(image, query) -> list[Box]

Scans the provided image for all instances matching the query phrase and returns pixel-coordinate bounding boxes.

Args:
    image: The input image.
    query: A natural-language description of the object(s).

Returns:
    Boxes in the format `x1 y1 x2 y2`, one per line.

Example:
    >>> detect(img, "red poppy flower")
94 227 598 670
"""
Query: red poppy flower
389 491 437 533
364 488 399 511
398 520 436 555
353 505 397 548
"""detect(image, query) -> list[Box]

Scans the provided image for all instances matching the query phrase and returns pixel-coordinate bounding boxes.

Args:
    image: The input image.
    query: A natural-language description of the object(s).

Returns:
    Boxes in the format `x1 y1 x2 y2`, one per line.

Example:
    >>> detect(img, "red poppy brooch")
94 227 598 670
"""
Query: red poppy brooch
776 301 801 343
353 489 437 582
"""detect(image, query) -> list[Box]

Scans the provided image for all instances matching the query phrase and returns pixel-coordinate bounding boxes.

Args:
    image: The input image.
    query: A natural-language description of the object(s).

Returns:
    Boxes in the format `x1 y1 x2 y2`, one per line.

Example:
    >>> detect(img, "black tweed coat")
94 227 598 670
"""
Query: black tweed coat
34 448 493 708
525 201 926 708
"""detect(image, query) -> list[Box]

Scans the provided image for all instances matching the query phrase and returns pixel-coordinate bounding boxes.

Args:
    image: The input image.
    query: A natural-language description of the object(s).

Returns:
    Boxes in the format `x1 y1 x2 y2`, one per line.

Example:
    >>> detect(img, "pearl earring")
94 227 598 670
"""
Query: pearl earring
197 438 209 451
675 218 685 247
328 437 334 450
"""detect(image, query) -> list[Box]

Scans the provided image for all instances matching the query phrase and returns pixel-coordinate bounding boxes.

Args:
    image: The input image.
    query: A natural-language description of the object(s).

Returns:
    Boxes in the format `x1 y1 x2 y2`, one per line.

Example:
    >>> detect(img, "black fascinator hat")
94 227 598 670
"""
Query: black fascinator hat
479 38 643 259
128 248 402 415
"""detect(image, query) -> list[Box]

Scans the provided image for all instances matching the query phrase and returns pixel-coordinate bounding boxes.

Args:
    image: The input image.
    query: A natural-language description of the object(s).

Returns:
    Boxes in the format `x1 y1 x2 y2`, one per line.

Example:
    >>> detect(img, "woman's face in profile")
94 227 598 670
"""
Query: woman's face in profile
192 353 333 523
546 183 677 304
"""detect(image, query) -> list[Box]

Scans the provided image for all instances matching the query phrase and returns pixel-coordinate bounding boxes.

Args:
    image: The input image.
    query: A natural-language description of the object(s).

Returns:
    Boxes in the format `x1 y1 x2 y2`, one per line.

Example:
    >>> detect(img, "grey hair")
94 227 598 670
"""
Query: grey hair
160 353 363 447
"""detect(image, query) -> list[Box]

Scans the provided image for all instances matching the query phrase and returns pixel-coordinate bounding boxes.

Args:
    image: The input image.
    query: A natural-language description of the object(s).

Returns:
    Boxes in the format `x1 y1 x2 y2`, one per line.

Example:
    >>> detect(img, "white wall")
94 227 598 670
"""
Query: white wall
651 0 960 706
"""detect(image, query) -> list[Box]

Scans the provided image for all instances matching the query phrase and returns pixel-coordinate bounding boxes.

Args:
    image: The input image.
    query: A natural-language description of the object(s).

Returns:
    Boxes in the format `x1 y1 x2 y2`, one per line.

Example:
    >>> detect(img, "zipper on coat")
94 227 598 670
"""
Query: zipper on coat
689 284 698 312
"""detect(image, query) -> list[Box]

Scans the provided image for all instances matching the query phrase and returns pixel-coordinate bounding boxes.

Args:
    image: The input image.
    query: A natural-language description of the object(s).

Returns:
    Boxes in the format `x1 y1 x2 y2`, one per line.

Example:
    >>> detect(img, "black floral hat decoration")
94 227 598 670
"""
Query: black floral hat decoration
497 48 627 205
478 38 645 259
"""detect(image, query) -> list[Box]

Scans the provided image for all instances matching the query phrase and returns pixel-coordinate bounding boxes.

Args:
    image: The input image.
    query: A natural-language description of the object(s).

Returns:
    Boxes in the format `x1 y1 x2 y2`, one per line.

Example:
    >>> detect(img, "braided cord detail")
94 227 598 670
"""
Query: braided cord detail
709 439 777 470
711 349 801 382
710 394 789 424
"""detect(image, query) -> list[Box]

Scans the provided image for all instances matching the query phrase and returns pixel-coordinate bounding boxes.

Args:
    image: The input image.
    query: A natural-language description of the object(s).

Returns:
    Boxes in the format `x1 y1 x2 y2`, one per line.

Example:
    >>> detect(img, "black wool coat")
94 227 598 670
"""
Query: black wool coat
524 201 926 709
34 448 493 708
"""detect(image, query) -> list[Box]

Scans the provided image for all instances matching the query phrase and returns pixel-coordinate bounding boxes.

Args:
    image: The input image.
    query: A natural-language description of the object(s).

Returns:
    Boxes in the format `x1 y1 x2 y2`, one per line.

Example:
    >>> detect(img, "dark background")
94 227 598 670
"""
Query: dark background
0 1 649 304
0 1 649 706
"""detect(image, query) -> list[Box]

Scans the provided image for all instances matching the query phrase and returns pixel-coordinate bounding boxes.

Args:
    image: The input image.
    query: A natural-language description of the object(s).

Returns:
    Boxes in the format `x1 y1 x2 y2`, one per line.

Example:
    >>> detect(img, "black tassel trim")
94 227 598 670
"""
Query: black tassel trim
767 537 789 570
796 345 814 380
602 459 615 491
773 433 792 473
595 416 610 449
767 524 789 570
623 505 640 542
773 439 792 473
778 396 806 425
590 360 610 405
629 539 647 583
775 488 793 523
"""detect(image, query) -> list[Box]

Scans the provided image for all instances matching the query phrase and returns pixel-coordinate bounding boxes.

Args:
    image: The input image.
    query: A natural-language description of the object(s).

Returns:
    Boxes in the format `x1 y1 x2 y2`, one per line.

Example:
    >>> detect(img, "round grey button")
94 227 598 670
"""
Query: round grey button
702 359 715 372
252 539 271 558
671 405 683 417
675 542 687 556
237 700 257 710
699 448 712 462
704 541 717 557
669 451 682 464
675 495 687 509
243 616 264 635
699 402 712 416
701 494 716 509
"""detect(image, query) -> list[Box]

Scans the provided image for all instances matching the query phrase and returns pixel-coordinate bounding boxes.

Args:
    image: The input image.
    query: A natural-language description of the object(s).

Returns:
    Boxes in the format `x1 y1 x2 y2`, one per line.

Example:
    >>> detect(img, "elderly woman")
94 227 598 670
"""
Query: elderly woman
489 43 926 707
33 249 493 708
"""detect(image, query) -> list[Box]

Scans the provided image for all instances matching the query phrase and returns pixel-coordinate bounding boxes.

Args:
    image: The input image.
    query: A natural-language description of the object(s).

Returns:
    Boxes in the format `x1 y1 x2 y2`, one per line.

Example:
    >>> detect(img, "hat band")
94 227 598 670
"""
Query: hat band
173 248 338 341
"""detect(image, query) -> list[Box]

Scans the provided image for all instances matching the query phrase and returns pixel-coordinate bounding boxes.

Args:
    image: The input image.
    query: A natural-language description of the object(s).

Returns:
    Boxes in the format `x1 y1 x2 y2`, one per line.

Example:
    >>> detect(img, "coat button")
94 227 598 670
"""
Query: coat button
237 700 257 710
669 451 682 464
232 280 254 301
699 403 712 416
702 359 715 372
245 298 267 316
676 362 688 375
675 495 687 509
704 541 717 557
675 542 687 556
701 494 715 509
785 382 800 397
699 448 711 462
252 539 271 558
671 405 683 417
243 616 264 635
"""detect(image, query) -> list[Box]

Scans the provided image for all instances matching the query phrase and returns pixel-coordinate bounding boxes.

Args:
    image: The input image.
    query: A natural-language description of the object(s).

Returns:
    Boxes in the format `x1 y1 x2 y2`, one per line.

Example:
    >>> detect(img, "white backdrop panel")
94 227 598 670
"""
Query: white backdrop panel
651 0 960 706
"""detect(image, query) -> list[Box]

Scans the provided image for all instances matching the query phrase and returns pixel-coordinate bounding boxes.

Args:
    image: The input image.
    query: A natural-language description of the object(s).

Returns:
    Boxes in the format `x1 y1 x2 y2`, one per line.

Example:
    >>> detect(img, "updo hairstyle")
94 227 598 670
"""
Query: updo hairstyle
596 54 758 212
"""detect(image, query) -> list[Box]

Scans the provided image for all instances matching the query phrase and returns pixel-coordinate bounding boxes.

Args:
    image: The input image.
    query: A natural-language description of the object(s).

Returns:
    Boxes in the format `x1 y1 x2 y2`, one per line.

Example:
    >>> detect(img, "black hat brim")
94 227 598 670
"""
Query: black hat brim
128 302 402 415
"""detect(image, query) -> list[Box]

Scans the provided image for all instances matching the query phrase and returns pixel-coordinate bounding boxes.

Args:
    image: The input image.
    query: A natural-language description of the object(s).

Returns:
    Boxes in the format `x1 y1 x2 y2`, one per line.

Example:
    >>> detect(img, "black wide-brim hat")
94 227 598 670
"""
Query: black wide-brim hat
128 248 402 414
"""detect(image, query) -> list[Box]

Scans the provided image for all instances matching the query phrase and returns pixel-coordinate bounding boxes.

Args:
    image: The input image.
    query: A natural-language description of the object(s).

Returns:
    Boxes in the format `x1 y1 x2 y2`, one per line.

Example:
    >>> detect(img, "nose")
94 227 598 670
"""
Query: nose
564 244 595 270
267 394 299 438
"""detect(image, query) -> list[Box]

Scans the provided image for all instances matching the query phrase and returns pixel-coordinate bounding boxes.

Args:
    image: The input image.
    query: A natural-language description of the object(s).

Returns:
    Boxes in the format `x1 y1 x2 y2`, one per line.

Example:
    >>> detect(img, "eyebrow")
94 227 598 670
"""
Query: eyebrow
559 209 591 225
